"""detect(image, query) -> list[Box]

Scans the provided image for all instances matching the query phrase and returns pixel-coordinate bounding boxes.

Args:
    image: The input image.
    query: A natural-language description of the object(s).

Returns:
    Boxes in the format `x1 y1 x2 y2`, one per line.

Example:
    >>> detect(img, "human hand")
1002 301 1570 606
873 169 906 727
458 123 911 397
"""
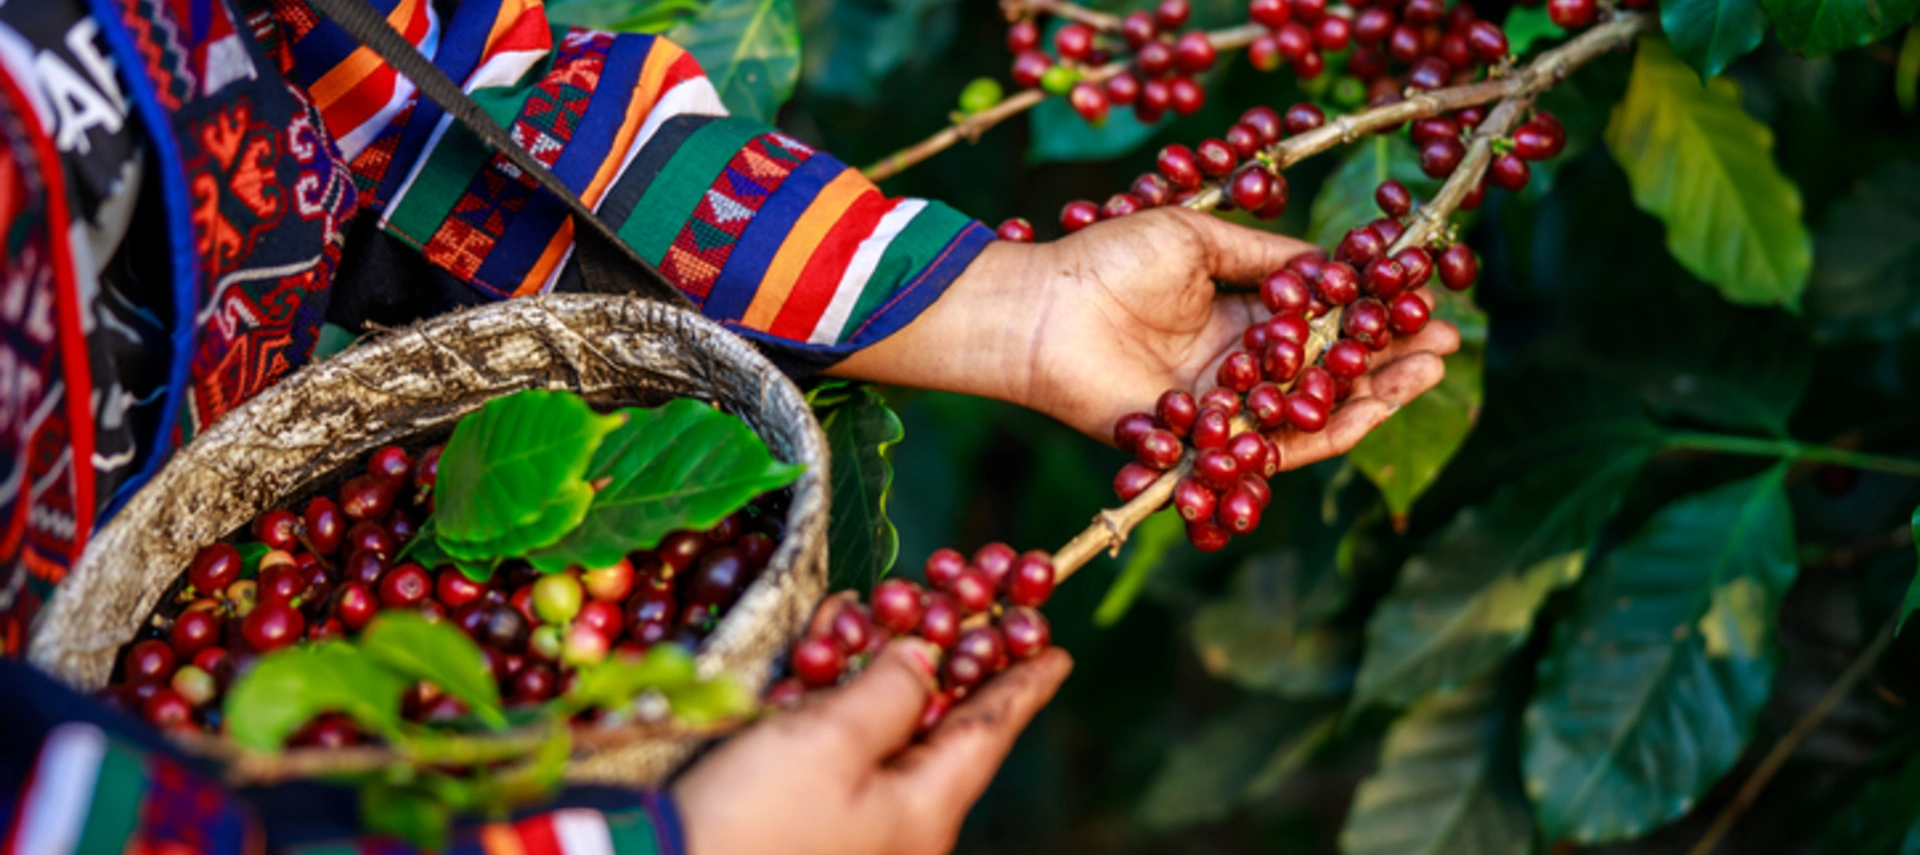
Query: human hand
833 207 1459 471
673 640 1073 855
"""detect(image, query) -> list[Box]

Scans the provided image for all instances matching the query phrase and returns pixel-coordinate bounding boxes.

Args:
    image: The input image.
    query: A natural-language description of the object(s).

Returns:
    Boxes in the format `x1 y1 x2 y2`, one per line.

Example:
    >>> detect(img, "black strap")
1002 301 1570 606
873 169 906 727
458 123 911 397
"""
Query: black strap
306 0 692 309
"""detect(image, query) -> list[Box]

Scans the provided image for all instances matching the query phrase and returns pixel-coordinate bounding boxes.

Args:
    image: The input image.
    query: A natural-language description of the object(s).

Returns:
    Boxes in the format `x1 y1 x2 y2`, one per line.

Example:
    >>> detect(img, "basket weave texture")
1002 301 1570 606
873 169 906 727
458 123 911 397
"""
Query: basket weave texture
27 294 830 785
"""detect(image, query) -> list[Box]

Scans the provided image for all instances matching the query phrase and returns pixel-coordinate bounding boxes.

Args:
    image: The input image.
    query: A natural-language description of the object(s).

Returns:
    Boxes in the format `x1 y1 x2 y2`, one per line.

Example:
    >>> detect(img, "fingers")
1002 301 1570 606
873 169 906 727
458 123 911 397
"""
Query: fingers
886 649 1073 810
1270 349 1449 470
1167 208 1319 287
804 639 942 765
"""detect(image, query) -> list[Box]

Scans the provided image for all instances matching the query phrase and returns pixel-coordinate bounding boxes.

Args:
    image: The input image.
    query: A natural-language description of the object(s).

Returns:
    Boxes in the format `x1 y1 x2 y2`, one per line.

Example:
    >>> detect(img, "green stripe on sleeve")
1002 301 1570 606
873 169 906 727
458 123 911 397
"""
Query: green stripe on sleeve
602 807 665 855
843 200 973 327
72 739 149 855
383 69 551 248
615 117 764 265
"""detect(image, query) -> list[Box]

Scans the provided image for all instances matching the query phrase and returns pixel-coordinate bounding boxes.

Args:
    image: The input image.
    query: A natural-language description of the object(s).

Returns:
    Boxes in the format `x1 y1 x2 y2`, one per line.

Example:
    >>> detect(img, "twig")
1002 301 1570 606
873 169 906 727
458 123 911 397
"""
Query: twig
182 715 749 786
862 23 1267 182
1051 11 1654 585
1006 0 1122 31
1182 11 1654 210
1685 622 1897 855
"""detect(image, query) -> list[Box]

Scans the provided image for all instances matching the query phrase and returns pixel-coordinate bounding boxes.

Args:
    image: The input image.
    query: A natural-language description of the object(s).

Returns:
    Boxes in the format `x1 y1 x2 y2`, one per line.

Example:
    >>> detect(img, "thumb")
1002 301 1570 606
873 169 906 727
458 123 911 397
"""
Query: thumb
805 638 942 764
1173 208 1319 287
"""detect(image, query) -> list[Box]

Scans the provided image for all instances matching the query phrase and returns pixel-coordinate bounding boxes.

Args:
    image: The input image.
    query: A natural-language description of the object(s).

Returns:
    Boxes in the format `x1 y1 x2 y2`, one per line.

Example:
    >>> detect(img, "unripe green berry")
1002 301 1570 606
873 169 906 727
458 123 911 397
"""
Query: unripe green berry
959 77 1004 114
1040 65 1080 96
532 574 584 624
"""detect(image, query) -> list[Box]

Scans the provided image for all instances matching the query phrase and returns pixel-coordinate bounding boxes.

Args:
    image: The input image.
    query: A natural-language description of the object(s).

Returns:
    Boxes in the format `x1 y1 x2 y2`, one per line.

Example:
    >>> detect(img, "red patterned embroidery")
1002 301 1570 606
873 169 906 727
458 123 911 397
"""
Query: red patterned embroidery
190 99 285 276
419 28 610 296
664 134 811 302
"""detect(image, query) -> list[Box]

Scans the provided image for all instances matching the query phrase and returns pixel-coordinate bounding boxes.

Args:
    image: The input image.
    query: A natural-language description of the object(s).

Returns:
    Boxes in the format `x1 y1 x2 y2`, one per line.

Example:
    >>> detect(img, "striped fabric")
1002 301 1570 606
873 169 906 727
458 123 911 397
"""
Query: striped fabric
1 724 682 855
271 0 991 370
2 724 255 855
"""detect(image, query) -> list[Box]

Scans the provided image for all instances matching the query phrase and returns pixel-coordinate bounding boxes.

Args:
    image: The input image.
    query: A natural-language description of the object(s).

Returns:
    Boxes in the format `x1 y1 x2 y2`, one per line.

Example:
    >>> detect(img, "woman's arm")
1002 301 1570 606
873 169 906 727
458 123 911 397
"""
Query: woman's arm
833 206 1459 458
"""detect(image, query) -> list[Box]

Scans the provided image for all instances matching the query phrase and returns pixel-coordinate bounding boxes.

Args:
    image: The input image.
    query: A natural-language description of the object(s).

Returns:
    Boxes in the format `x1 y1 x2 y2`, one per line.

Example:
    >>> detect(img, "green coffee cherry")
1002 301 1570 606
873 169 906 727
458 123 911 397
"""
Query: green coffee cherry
959 77 1005 114
1040 65 1081 97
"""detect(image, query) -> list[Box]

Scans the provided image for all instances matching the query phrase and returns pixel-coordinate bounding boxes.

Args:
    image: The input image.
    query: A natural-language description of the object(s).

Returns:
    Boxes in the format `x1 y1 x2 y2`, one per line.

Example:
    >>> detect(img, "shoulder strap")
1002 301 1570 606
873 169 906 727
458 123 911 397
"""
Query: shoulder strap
305 0 694 309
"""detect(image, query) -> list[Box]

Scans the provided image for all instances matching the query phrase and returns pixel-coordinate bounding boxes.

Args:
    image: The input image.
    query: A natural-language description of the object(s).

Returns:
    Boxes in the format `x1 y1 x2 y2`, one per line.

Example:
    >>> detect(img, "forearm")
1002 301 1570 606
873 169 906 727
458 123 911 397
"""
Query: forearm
825 241 1043 409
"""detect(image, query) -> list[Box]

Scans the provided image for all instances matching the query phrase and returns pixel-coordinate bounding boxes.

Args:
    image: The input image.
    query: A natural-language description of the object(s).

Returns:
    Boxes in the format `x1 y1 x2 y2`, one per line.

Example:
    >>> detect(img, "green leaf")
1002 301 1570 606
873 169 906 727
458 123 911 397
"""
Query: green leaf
358 612 505 729
1902 503 1920 634
1604 38 1811 307
1505 4 1569 54
1758 0 1920 55
1028 94 1166 163
1307 135 1444 247
546 0 703 33
1140 702 1342 830
396 517 496 580
359 783 452 852
1661 0 1769 79
434 390 623 564
1195 548 1357 698
1094 509 1185 627
568 646 753 723
669 0 802 121
1805 161 1920 342
223 643 407 751
816 384 905 591
527 399 804 572
237 542 269 579
1349 291 1488 519
799 0 958 104
1354 448 1651 710
1523 465 1797 843
1339 678 1532 855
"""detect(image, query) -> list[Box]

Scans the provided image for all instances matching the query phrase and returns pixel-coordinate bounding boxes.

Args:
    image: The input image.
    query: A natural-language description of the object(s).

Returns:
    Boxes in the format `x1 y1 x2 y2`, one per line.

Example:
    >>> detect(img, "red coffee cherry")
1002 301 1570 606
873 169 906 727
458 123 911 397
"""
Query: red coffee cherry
1055 23 1095 61
1284 392 1330 432
1006 551 1056 607
1196 139 1238 177
1136 428 1186 470
1438 243 1479 290
1261 269 1312 314
1155 0 1191 29
1249 0 1289 28
1376 179 1413 217
871 579 924 634
1157 390 1199 437
1191 407 1233 450
1489 152 1532 191
1324 339 1372 379
1114 462 1161 501
1240 106 1284 145
1060 200 1100 233
1169 76 1206 115
1121 11 1157 47
1114 411 1157 452
1283 102 1325 134
1388 292 1432 335
1157 144 1203 189
1174 31 1217 73
997 218 1035 242
1174 477 1218 523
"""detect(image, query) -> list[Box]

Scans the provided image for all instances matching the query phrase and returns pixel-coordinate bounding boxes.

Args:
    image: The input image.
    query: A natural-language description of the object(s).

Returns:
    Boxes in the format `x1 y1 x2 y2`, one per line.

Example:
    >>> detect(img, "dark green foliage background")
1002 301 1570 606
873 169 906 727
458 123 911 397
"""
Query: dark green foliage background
560 0 1920 849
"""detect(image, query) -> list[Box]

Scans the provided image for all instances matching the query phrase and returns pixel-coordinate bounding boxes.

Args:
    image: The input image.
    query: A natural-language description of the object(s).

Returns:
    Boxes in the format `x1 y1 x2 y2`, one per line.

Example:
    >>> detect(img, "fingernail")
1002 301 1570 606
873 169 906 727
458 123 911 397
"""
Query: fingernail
899 638 942 682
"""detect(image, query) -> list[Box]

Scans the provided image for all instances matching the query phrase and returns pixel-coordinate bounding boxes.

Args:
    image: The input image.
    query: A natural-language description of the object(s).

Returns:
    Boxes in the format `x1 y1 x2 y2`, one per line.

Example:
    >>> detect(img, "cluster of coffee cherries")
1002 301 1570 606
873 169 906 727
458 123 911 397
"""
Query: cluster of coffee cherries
766 543 1057 732
104 443 789 742
1007 0 1232 127
1102 162 1490 550
1035 103 1316 239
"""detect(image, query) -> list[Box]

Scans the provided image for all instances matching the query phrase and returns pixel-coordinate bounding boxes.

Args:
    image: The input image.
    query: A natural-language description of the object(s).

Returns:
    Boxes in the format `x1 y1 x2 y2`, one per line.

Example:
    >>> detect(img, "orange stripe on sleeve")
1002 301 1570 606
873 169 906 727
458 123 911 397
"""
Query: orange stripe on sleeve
307 0 424 109
740 168 874 330
767 190 889 339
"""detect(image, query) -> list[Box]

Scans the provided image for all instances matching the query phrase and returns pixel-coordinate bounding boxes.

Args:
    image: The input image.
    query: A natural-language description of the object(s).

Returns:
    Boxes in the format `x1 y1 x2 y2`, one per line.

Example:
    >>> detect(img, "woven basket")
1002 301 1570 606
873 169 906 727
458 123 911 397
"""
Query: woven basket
26 294 830 785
